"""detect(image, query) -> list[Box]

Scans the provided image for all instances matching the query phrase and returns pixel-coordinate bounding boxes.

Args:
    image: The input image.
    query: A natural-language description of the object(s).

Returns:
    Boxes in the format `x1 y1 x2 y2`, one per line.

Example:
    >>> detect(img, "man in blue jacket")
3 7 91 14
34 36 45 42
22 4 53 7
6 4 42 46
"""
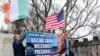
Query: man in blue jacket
13 33 26 56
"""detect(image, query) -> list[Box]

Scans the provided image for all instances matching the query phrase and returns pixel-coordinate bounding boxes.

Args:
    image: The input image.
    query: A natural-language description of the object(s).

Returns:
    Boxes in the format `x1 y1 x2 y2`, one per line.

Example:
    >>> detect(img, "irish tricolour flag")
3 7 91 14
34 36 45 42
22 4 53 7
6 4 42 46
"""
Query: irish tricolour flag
4 0 28 24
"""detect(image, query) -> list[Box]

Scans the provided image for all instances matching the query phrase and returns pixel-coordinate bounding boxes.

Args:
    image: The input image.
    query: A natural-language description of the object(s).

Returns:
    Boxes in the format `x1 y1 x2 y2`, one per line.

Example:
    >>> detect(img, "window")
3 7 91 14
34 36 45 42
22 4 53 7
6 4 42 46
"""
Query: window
85 46 87 49
96 52 99 56
90 52 92 56
93 46 95 49
96 45 98 49
90 46 92 49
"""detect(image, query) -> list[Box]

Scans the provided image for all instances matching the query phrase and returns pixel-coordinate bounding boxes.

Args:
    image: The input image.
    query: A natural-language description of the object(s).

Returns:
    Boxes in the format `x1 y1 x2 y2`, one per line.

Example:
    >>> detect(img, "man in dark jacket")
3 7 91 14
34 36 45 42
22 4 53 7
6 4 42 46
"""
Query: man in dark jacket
56 34 75 56
13 33 26 56
57 35 67 56
26 43 36 56
69 50 74 56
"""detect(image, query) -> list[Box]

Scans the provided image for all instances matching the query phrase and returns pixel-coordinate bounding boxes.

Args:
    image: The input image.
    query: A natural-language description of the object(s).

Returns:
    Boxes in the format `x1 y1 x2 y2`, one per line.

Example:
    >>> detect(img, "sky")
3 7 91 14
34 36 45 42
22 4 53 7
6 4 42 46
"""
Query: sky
0 0 100 41
54 0 100 41
0 0 66 30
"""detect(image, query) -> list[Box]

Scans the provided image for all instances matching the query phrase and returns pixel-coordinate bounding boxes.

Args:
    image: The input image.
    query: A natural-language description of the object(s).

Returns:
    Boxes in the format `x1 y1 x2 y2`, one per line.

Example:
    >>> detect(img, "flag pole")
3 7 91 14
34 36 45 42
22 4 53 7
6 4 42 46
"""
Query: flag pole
64 9 70 56
63 1 70 56
9 0 11 3
58 1 67 33
59 4 70 56
64 10 70 56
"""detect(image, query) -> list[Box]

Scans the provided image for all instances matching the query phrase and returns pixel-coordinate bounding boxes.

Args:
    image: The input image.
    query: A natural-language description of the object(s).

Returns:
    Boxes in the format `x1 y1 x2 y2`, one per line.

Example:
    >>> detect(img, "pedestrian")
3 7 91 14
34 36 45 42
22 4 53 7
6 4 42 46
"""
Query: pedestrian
69 49 74 56
13 33 26 56
69 41 75 56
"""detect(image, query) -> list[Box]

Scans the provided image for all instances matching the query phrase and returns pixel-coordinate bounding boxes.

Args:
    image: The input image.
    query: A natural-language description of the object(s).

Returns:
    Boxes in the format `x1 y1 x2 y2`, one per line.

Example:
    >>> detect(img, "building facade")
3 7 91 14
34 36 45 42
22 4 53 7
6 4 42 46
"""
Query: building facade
72 36 100 56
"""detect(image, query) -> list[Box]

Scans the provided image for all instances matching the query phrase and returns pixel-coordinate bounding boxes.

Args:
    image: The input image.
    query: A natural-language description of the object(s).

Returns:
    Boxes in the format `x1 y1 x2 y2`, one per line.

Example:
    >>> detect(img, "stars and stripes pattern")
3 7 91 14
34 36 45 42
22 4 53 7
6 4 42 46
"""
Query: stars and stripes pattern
45 10 64 31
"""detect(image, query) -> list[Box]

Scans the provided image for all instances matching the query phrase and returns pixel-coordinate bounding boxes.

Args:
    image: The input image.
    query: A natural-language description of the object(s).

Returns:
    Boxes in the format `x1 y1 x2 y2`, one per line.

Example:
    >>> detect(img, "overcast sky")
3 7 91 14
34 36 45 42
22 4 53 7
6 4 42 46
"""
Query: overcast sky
0 0 100 41
54 0 100 41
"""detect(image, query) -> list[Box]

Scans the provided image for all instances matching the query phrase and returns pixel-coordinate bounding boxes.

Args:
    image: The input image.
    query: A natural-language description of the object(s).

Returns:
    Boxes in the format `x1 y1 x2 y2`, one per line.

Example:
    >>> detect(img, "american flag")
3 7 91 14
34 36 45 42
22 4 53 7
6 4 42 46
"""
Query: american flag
45 10 64 31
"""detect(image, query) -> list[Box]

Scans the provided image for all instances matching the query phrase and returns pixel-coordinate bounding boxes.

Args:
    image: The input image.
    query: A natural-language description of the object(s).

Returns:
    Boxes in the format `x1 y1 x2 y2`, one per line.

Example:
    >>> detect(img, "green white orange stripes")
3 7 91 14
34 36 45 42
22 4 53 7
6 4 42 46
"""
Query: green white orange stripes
4 0 28 24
